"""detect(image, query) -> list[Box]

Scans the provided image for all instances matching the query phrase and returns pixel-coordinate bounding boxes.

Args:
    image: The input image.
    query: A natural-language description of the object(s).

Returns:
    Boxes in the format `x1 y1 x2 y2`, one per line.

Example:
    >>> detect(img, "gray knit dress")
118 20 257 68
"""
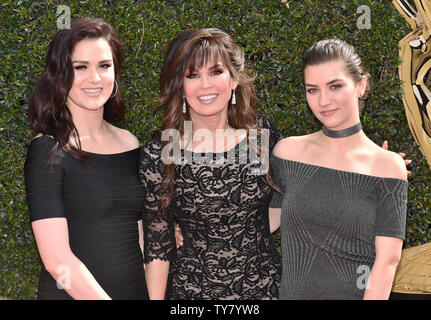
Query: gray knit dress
270 155 408 300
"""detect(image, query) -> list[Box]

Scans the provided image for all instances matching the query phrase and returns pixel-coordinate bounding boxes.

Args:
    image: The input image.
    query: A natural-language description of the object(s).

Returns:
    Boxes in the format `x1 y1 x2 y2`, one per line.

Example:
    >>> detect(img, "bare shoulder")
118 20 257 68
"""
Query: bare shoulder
272 133 316 159
372 148 407 181
108 125 140 149
272 136 299 158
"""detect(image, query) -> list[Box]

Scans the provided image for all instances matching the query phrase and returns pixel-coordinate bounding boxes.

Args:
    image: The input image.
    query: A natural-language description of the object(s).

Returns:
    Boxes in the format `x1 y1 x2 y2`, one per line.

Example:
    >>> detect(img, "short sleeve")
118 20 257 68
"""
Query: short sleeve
139 139 176 264
269 155 285 209
375 179 408 240
24 136 66 222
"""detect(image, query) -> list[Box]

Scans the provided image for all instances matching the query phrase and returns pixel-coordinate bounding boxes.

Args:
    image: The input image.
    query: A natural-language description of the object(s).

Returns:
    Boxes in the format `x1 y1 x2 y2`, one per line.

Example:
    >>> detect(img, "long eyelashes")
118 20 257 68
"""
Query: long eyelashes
306 85 343 94
185 73 197 79
330 84 342 90
73 64 112 70
185 69 224 80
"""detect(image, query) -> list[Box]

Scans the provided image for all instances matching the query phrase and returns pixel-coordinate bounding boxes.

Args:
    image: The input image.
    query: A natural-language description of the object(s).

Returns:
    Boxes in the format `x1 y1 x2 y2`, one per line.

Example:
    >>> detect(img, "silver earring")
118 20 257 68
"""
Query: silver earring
231 89 236 105
110 80 118 98
182 97 187 113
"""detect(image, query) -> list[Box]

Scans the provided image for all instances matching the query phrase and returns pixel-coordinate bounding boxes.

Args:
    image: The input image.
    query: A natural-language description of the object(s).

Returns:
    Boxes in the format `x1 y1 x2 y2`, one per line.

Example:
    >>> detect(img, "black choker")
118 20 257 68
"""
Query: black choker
322 123 362 138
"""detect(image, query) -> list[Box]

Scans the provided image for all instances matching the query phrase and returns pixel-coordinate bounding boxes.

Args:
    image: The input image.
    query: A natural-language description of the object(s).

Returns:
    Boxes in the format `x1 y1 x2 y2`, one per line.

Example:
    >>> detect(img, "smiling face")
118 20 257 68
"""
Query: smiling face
66 37 115 114
304 59 367 130
183 60 238 120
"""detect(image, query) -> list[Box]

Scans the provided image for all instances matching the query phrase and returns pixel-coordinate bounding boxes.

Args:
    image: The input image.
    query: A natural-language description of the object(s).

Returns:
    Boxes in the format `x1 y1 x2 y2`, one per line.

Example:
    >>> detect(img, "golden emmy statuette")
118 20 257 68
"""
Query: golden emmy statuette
393 0 431 168
392 242 431 294
391 0 431 297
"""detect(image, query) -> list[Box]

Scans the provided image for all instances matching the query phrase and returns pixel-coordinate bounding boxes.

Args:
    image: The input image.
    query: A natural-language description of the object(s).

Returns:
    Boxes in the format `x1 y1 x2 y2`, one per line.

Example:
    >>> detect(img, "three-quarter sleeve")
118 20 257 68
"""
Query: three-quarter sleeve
269 155 285 209
375 179 408 240
257 116 284 153
139 139 176 264
24 136 66 222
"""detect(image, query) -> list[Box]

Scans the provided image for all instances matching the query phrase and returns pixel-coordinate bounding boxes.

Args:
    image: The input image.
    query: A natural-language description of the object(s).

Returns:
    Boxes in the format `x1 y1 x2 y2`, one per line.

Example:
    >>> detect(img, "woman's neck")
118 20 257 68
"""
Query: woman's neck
189 112 231 133
68 106 108 143
183 112 247 153
318 129 370 153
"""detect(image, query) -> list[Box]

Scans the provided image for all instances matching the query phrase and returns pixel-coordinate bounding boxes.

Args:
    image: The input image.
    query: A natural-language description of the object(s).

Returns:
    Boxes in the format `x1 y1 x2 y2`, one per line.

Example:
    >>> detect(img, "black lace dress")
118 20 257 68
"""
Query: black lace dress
139 117 282 300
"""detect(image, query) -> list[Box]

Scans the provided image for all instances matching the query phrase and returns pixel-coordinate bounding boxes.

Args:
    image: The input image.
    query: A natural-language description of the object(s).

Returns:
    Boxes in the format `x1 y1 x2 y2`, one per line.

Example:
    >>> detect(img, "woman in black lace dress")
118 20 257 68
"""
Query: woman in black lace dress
139 28 282 299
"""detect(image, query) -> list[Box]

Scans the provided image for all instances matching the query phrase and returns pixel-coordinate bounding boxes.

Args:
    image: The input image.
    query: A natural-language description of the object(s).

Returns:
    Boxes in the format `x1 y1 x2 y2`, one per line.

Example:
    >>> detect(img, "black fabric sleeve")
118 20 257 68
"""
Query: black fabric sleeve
24 136 66 222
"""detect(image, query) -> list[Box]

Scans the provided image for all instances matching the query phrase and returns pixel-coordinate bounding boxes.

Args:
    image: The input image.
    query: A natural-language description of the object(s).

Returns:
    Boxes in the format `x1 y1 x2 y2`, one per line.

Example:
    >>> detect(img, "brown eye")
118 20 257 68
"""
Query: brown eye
185 73 198 79
211 69 223 75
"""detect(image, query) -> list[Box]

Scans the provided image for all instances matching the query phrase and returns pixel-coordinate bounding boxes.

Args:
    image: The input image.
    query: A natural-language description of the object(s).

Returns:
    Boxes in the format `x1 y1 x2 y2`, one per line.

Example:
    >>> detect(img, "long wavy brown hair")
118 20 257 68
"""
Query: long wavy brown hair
29 17 125 163
157 28 276 213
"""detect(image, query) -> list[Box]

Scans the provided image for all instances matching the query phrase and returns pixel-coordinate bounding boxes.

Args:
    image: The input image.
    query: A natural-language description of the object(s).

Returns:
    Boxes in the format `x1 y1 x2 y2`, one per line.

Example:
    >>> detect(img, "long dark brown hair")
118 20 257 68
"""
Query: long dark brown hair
29 17 125 162
157 28 276 213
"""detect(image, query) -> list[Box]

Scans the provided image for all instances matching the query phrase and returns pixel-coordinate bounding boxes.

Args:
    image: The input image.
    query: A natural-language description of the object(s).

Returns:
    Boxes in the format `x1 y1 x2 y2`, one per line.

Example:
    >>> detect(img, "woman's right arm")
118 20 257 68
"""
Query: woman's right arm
32 218 110 299
140 140 176 300
25 137 110 300
145 260 170 299
269 208 281 233
268 139 287 233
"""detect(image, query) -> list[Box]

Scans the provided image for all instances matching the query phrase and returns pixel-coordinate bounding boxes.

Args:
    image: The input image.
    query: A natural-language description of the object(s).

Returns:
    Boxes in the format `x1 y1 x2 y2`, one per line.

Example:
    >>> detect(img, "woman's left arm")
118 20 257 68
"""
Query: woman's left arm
363 236 403 300
138 220 144 256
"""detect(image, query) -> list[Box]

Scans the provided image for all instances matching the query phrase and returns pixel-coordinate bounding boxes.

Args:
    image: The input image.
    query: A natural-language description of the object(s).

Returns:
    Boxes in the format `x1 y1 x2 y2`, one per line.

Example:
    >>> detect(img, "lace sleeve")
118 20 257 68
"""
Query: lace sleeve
269 155 285 208
257 115 284 154
139 139 176 264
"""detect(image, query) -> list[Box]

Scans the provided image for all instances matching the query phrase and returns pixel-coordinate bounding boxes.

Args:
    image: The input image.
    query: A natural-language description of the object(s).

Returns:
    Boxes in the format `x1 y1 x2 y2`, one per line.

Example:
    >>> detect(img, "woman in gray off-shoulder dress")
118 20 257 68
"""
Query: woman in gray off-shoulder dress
269 39 408 300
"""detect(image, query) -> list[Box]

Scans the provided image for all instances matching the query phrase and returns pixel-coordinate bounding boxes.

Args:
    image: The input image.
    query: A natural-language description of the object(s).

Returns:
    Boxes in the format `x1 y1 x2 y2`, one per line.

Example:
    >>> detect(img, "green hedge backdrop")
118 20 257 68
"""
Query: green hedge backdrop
1 0 430 299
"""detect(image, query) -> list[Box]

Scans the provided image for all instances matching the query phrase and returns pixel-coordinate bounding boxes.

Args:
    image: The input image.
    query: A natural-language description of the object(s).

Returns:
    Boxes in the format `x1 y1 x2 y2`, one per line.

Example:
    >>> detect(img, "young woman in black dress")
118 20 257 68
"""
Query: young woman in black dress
269 39 408 299
140 28 282 300
25 18 147 299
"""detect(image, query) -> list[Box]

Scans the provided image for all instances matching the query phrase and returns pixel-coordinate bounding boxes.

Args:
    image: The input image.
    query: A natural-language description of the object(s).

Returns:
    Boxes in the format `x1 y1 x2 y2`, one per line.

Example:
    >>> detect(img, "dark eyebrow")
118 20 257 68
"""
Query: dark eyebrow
209 62 223 69
185 62 223 74
72 59 113 64
305 79 344 87
327 79 344 85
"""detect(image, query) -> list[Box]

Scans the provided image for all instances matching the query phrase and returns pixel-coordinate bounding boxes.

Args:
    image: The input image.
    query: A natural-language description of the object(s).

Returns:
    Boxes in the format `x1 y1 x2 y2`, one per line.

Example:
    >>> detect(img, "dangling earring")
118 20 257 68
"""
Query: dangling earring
231 88 236 105
110 80 118 98
182 96 187 113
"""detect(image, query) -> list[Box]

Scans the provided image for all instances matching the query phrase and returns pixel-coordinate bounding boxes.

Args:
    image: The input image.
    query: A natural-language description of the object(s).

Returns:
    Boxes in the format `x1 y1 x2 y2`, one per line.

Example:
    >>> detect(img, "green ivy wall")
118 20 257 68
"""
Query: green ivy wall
0 0 429 299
